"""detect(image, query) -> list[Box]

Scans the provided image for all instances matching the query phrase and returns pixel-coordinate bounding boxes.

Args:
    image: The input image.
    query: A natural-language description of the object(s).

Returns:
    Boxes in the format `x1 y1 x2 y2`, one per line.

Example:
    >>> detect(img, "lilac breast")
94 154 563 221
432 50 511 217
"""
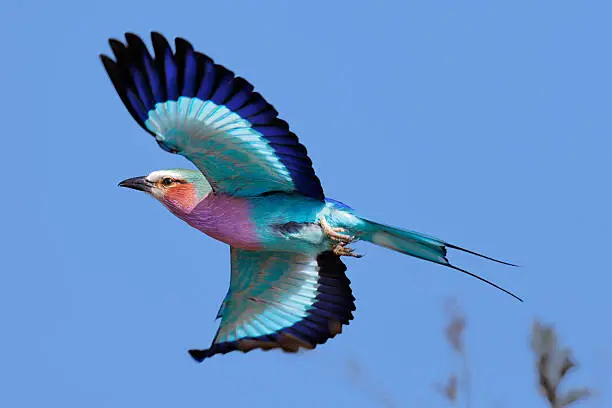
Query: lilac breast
183 194 262 250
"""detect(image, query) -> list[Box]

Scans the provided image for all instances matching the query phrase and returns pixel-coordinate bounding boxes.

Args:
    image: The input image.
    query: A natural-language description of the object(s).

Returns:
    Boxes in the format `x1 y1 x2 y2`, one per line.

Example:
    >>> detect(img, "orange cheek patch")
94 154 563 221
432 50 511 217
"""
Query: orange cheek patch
164 183 198 211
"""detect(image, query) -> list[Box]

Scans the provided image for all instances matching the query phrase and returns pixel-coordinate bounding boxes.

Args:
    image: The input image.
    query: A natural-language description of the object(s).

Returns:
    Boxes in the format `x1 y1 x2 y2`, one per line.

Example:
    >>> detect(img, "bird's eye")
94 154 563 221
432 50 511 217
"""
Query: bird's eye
161 177 174 187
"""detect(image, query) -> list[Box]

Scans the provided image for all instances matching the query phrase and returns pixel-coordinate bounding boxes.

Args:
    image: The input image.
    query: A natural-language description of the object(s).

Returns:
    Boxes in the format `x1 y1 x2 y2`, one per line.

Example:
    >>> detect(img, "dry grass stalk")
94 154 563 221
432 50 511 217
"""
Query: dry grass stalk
436 298 471 407
436 374 458 404
530 320 592 407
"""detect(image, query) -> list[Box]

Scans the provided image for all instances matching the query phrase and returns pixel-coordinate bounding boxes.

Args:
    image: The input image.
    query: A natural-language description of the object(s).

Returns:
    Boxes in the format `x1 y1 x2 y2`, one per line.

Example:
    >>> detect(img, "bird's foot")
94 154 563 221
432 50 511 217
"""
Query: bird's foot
319 216 354 243
319 217 362 258
333 241 363 258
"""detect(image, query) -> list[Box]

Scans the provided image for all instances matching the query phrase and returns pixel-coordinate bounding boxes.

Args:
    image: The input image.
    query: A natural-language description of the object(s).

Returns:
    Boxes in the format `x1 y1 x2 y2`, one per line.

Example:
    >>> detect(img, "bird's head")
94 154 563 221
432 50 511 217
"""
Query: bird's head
119 169 212 214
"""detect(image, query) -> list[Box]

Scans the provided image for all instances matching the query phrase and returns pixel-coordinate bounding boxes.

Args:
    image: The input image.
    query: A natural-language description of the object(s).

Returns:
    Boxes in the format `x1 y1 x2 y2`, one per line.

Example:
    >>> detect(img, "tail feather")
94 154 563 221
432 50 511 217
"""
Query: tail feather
356 217 522 302
445 243 519 267
358 218 449 265
446 264 522 301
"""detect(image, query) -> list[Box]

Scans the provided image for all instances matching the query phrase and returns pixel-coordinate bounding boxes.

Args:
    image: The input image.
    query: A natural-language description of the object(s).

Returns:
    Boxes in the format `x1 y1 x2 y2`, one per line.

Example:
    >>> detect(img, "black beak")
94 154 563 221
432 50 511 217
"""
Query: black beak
118 176 153 192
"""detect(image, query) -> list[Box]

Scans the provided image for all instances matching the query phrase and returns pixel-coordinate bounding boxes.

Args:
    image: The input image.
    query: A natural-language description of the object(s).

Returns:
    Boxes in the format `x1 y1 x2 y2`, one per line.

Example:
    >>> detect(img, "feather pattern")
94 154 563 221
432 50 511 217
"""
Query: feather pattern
188 249 355 361
100 32 324 199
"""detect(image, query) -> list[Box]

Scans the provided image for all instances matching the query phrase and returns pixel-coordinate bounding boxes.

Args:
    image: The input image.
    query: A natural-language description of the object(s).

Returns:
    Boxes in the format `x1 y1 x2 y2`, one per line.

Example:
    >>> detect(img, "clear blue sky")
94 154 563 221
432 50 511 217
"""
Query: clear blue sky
1 1 610 406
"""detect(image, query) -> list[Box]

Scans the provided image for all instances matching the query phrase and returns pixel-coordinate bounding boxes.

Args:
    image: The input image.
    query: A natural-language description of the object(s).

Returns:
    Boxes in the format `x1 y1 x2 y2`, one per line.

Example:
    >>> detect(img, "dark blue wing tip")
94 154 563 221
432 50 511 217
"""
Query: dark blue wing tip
188 349 210 362
101 32 263 123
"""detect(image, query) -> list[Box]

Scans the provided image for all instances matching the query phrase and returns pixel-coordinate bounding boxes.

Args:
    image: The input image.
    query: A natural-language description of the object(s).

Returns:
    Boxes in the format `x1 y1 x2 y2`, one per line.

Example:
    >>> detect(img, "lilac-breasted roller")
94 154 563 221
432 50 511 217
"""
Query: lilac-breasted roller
101 32 520 362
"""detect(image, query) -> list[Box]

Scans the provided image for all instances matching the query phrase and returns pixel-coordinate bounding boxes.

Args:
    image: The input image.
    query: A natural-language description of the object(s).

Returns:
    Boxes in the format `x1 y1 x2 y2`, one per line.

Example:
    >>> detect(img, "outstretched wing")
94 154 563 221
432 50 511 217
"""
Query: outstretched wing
188 249 355 362
100 32 324 200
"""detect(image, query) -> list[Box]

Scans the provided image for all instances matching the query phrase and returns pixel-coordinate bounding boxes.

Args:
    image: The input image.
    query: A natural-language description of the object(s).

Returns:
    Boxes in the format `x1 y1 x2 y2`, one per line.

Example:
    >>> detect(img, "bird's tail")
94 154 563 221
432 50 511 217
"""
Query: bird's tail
355 217 522 301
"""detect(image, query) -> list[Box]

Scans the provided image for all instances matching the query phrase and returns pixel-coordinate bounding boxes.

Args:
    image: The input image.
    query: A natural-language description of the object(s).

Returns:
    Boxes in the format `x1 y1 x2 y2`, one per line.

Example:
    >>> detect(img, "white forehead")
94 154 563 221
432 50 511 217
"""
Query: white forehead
145 170 184 183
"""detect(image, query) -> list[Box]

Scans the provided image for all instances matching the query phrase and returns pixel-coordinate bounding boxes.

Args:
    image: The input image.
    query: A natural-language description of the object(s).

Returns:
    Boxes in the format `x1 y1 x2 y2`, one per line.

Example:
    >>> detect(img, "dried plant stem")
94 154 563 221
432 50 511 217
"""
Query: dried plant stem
530 320 592 408
436 298 472 408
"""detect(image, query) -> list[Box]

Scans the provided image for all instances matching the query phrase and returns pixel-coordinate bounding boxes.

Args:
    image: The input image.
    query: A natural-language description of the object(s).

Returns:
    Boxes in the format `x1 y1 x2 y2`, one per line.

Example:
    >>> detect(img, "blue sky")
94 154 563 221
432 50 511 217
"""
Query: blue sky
1 1 610 406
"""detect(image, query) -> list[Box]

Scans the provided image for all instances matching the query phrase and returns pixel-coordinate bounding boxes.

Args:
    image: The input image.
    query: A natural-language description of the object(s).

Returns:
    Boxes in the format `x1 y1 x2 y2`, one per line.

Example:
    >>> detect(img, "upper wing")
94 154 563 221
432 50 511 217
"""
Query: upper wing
188 249 355 362
100 32 324 200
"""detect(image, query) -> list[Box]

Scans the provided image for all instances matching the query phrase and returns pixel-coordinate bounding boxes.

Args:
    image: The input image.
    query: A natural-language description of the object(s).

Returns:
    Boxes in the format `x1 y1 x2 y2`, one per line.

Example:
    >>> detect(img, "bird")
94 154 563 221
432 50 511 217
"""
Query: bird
101 32 520 362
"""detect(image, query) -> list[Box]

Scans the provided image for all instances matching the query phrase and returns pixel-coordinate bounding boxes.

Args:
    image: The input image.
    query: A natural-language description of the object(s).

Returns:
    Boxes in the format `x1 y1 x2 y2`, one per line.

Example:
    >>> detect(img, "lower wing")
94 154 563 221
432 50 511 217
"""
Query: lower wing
189 248 355 362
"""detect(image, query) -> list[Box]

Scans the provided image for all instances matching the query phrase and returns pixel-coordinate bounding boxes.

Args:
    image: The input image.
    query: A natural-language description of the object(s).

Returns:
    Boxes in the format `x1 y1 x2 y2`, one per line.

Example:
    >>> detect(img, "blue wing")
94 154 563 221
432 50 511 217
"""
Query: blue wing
100 32 324 200
188 249 355 362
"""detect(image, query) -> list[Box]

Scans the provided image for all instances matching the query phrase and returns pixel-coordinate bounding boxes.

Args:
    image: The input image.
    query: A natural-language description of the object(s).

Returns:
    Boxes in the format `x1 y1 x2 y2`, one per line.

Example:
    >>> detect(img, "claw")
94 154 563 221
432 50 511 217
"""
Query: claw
332 242 363 258
319 216 354 243
319 216 362 258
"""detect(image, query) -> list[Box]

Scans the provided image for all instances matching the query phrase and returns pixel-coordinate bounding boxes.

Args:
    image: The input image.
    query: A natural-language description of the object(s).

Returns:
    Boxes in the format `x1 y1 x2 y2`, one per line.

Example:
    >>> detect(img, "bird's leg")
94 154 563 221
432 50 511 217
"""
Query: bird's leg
319 216 353 242
319 216 362 258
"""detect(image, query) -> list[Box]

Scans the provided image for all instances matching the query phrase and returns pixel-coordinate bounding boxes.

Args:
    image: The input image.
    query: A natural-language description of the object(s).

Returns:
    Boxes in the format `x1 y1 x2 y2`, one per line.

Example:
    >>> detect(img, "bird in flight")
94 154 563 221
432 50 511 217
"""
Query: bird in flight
101 32 520 362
